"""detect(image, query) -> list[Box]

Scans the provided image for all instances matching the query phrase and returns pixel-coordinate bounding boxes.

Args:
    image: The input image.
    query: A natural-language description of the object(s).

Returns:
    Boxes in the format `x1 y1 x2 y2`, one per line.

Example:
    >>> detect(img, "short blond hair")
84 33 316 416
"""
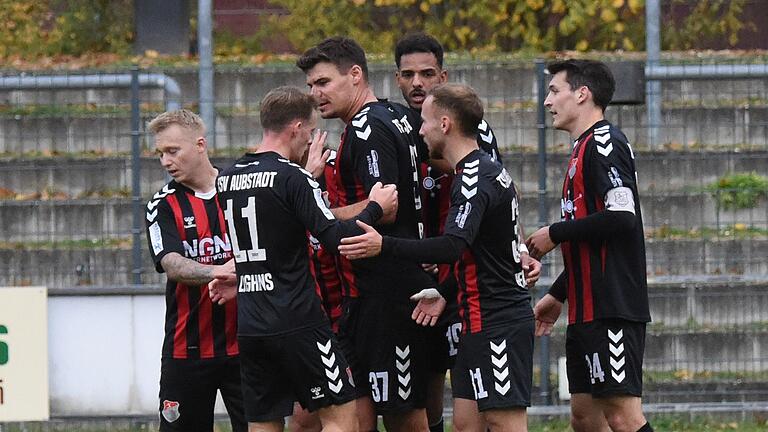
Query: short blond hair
148 109 206 135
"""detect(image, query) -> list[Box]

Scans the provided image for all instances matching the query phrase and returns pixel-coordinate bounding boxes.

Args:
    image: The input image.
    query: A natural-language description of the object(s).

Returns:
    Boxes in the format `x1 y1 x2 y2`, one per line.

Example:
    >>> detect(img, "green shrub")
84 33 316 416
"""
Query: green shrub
707 172 768 210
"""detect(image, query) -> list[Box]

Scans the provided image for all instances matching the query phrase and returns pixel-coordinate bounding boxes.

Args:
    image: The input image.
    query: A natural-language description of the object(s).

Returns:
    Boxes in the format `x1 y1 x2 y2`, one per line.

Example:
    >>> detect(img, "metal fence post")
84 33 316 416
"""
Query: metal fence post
535 59 552 404
131 67 143 286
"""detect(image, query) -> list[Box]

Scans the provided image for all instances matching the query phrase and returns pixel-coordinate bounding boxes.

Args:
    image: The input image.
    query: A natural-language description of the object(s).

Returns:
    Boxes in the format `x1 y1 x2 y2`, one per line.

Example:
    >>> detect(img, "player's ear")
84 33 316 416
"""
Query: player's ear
196 136 207 153
576 85 590 105
440 115 450 135
440 69 448 83
350 65 364 85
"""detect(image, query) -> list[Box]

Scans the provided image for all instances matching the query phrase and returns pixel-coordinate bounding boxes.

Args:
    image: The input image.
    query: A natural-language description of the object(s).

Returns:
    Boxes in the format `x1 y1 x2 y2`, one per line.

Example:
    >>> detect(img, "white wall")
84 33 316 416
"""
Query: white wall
47 294 227 416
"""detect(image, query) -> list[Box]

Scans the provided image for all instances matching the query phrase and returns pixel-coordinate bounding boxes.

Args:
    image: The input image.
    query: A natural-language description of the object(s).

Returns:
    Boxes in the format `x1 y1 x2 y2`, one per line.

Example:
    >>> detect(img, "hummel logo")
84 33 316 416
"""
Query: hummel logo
490 340 510 395
355 125 371 140
183 216 196 229
395 345 412 400
351 115 367 128
479 128 494 144
608 329 626 383
595 133 610 144
317 340 343 394
146 209 158 222
596 143 614 157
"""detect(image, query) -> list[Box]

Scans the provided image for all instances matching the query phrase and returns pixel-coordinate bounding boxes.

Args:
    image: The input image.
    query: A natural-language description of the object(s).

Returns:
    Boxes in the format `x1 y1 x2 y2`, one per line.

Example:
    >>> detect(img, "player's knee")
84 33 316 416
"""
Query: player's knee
570 412 604 432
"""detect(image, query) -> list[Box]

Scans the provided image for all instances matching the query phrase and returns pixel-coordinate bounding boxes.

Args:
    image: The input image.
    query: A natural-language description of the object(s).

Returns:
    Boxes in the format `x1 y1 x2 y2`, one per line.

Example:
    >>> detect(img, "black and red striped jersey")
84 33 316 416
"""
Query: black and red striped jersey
308 150 344 331
145 180 238 360
329 100 434 300
556 120 650 324
216 151 383 337
442 150 532 334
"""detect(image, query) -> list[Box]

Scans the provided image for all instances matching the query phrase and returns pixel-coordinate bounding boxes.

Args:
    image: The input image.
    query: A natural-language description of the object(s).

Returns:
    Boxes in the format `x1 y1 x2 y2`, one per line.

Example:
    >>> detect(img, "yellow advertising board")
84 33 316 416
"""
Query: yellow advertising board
0 287 49 421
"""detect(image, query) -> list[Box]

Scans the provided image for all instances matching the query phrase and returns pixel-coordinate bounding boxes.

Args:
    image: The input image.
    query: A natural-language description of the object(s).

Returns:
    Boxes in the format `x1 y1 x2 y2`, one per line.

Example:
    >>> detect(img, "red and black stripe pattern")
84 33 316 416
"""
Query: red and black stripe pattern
156 184 238 359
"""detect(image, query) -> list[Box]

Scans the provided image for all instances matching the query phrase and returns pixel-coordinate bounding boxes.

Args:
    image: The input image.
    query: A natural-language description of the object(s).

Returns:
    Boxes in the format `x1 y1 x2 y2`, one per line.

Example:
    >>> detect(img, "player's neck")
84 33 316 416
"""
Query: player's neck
342 87 378 124
569 109 606 141
182 161 217 194
255 135 291 161
445 136 479 170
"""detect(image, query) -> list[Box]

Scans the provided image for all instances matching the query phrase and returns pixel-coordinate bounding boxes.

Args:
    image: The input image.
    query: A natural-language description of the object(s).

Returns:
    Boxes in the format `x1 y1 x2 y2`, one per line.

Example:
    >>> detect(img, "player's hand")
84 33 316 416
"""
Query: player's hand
304 130 330 179
534 294 562 337
208 277 238 305
338 220 382 259
421 263 439 275
410 288 445 327
212 259 237 284
526 226 556 260
521 253 542 288
368 182 398 223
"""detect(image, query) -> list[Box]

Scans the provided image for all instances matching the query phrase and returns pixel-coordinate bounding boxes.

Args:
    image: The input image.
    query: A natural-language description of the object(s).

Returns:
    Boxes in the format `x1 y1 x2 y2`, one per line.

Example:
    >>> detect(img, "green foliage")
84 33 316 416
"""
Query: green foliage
260 0 751 54
0 0 132 59
663 0 754 50
707 172 768 210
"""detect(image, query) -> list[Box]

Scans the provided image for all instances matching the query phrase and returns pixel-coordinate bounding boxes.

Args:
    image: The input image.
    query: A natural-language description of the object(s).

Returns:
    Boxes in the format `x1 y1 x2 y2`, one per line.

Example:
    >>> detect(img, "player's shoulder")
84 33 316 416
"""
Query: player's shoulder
588 121 629 146
274 155 321 189
147 180 180 206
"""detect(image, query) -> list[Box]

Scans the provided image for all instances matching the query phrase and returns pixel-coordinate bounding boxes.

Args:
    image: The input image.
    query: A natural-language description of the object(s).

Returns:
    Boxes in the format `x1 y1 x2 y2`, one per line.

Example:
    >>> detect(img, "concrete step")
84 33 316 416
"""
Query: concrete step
1 150 766 198
1 193 765 242
537 328 768 375
0 103 766 154
3 64 767 110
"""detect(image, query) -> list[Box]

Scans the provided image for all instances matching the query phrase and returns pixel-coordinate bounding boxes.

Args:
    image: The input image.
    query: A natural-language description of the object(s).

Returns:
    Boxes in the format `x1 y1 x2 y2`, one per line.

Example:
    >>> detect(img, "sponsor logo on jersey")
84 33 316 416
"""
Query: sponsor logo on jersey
183 235 232 262
367 150 380 178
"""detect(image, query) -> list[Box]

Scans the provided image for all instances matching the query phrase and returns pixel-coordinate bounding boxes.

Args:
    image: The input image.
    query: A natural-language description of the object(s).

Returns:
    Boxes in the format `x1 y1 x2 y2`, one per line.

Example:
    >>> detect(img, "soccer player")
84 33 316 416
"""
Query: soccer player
215 86 398 432
339 83 536 432
297 36 435 432
394 33 515 432
144 109 246 432
526 59 653 432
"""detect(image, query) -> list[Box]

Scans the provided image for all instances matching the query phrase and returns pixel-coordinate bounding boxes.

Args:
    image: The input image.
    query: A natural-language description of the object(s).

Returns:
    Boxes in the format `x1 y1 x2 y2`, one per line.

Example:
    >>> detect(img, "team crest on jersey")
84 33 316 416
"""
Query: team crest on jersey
423 176 435 190
183 216 196 229
161 400 180 423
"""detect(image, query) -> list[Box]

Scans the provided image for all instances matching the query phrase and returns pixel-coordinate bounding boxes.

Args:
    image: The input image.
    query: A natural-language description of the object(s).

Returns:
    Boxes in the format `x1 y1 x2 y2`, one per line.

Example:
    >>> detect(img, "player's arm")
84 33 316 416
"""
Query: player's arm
527 141 638 257
330 200 373 220
349 115 402 224
477 119 502 164
160 253 235 286
548 139 639 243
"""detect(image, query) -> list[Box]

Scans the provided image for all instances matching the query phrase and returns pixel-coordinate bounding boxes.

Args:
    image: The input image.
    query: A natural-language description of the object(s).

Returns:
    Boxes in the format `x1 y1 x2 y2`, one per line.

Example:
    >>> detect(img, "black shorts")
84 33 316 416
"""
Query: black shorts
424 315 461 374
338 296 429 414
159 356 246 432
566 318 646 398
451 318 534 411
238 325 357 422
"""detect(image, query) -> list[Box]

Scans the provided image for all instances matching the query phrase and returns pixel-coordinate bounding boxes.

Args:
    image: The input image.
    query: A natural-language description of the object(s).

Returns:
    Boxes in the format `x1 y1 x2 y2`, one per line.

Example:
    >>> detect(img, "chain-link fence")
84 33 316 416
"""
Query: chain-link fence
0 58 765 404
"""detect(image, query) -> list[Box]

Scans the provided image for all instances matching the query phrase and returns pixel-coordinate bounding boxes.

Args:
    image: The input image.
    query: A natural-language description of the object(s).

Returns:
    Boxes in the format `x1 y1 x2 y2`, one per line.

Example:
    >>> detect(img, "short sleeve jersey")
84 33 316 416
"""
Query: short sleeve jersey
217 151 358 337
330 100 433 299
145 180 239 359
442 150 532 334
560 120 650 324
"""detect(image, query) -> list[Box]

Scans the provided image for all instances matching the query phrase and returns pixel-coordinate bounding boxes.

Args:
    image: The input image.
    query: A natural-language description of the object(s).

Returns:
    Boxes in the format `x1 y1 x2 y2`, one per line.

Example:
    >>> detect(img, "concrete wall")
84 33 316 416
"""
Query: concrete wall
47 292 229 416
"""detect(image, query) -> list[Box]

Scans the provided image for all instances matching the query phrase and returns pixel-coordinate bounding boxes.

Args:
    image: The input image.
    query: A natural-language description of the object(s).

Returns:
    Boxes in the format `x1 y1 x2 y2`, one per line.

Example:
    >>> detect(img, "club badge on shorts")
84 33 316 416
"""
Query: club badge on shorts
162 400 181 423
